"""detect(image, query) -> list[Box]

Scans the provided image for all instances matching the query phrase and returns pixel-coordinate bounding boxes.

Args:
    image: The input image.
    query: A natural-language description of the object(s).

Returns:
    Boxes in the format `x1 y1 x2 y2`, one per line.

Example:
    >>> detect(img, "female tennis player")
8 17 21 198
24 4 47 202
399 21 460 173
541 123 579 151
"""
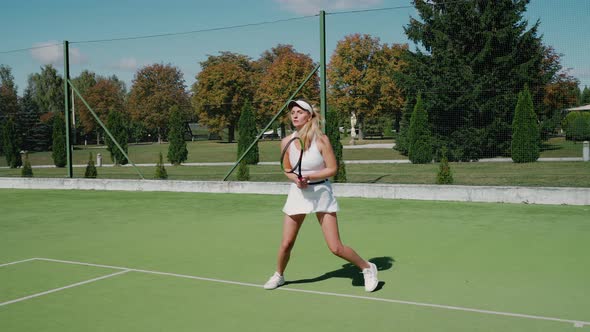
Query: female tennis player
263 99 379 292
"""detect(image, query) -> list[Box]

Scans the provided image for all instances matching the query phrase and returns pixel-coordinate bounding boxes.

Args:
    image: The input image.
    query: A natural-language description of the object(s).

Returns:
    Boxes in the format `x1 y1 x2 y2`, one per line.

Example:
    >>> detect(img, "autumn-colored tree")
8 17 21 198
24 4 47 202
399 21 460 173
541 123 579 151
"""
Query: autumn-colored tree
543 73 580 113
128 63 191 143
0 65 19 118
80 78 126 144
192 53 254 142
255 47 319 129
534 47 580 140
255 44 298 73
71 70 97 141
373 43 407 130
328 34 405 138
328 34 380 136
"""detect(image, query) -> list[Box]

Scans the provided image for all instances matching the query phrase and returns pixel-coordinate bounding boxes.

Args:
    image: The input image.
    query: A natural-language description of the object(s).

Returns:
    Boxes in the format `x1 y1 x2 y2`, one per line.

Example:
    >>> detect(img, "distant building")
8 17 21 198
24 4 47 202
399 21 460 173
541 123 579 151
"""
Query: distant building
566 104 590 112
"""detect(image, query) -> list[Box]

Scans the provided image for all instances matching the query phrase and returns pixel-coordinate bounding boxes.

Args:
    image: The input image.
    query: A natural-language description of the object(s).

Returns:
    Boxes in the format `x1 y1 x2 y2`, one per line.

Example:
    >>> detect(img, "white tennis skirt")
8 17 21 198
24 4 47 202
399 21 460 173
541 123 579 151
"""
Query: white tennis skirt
282 181 339 215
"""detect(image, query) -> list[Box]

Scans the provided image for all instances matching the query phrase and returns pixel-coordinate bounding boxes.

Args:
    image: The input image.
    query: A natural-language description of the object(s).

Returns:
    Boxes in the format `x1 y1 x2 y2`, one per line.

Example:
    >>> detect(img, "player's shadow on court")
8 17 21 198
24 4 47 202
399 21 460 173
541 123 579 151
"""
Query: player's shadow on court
284 256 394 291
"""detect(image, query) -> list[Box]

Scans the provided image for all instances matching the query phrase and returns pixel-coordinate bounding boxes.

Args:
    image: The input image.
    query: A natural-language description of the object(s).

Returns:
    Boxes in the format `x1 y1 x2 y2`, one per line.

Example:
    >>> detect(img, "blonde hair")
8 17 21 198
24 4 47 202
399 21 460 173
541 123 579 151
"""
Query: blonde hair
295 103 323 150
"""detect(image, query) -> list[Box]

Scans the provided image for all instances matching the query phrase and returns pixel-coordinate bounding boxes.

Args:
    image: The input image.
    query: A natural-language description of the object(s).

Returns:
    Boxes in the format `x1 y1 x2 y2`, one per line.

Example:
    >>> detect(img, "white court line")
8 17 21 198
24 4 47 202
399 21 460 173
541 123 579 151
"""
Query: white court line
31 258 590 328
0 269 130 307
0 258 37 267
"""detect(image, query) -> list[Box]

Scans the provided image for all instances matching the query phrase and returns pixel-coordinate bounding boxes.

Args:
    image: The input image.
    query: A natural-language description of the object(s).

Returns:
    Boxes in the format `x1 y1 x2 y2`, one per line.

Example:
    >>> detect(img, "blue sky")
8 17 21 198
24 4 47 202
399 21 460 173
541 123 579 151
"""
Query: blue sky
1 0 589 95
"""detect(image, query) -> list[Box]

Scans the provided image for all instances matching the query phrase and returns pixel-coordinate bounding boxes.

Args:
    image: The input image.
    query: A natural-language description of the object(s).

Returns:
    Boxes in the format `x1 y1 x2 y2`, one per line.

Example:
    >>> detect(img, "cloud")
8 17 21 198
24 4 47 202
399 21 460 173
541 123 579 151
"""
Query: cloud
275 0 382 15
110 57 139 71
30 41 87 66
570 67 590 79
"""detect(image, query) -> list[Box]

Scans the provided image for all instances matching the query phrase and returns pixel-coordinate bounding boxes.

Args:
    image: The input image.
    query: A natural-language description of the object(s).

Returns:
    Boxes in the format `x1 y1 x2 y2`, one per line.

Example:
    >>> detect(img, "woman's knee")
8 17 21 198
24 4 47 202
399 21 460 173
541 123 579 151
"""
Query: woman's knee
328 243 344 257
280 240 296 253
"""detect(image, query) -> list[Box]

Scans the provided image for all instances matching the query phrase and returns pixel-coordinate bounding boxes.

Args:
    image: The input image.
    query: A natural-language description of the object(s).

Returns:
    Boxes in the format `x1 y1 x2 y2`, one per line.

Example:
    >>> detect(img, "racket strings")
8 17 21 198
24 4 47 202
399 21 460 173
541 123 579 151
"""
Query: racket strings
281 137 304 174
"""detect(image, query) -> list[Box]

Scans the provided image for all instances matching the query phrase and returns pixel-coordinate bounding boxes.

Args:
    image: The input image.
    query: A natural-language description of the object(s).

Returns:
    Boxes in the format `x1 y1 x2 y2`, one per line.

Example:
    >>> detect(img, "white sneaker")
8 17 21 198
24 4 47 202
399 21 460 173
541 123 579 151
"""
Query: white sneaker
362 262 379 292
264 272 285 290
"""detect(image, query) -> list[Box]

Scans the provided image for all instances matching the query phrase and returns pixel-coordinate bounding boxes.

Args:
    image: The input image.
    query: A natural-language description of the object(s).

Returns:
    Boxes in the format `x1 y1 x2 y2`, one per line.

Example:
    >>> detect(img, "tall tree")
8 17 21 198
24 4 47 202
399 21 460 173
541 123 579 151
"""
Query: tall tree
105 109 128 165
255 46 319 130
192 52 254 142
564 111 590 142
511 86 540 163
581 86 590 105
408 94 432 164
326 108 346 182
80 77 126 144
0 65 19 156
52 114 67 167
167 105 188 165
374 44 408 132
237 101 259 165
2 118 22 168
328 34 406 138
16 89 40 152
28 65 64 115
71 70 98 142
399 0 548 160
128 63 190 143
328 34 380 139
0 65 19 118
19 87 51 152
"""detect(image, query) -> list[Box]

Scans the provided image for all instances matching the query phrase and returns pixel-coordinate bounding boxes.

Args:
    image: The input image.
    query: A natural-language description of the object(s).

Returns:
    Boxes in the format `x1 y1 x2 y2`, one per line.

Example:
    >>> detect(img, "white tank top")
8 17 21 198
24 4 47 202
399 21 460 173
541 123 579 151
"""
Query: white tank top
289 134 325 177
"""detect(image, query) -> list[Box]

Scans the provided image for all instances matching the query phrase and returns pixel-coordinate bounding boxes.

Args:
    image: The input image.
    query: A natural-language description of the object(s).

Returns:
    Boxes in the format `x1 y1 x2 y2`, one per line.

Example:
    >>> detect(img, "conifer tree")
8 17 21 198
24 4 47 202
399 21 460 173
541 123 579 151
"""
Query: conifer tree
154 152 168 179
2 118 22 168
105 110 128 165
326 108 346 182
394 99 413 156
582 86 590 105
84 152 97 178
237 160 250 181
21 152 33 177
408 95 432 164
167 105 188 165
51 114 67 167
0 120 4 157
237 101 259 165
511 86 540 163
400 0 547 159
436 148 453 184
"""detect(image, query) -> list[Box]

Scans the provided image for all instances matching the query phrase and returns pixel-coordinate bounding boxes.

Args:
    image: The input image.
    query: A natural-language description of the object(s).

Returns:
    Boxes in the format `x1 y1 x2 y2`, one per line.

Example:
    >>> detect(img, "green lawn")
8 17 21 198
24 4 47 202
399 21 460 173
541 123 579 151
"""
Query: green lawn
1 136 584 166
540 136 588 158
1 189 589 332
2 136 589 187
1 161 589 187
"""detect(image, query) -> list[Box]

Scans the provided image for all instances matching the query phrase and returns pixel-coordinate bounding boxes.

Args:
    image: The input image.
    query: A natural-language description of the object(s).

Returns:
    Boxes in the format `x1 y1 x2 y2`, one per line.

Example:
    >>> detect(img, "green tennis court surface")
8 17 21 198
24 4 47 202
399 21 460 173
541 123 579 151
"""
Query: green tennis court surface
1 189 589 331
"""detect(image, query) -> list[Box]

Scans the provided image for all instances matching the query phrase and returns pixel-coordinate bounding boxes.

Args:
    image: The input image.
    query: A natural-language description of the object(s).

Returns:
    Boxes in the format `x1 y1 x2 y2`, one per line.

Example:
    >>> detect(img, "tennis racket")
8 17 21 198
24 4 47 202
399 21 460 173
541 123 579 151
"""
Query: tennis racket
280 137 304 180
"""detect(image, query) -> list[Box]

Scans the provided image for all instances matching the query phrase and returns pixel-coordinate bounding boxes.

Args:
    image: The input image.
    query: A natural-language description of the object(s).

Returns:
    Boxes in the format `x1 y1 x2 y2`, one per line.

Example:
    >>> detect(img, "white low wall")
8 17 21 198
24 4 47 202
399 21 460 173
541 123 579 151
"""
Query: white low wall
0 178 589 206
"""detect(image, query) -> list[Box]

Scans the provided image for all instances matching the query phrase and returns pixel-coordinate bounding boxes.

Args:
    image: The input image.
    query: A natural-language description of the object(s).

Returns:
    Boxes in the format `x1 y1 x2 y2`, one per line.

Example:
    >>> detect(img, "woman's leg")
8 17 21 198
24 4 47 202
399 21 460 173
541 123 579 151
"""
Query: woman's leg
276 213 306 275
316 212 370 270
